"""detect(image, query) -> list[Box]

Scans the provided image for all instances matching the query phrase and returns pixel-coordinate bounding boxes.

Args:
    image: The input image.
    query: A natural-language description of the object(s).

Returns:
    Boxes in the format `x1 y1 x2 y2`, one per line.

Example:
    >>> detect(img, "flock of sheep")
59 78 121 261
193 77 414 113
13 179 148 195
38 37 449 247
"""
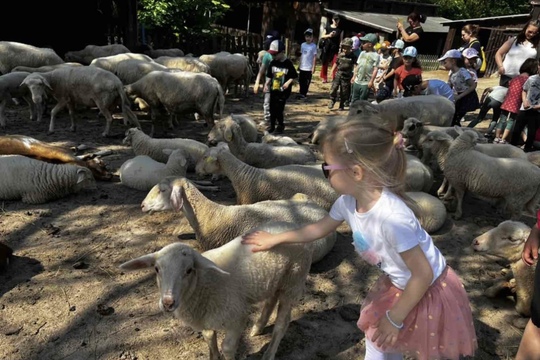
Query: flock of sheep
0 40 537 359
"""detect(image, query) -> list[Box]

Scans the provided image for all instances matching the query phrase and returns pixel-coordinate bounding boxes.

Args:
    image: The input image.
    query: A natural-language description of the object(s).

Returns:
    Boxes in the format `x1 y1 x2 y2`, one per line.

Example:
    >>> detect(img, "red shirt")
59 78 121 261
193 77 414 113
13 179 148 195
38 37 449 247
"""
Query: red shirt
501 74 529 114
394 66 422 90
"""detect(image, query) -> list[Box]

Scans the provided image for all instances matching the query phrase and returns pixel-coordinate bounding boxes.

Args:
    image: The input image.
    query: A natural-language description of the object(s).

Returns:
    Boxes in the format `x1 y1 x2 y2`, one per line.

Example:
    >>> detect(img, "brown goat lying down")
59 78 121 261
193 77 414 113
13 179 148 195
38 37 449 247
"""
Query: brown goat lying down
0 135 112 181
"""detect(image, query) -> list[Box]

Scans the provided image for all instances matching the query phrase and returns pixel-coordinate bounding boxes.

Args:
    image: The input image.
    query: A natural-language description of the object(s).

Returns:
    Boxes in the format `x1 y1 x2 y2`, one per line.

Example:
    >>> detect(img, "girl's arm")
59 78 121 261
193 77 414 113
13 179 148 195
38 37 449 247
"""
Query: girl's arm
254 63 267 95
241 215 342 252
523 224 540 266
523 89 531 109
384 67 395 81
454 78 476 101
495 37 514 75
372 245 433 348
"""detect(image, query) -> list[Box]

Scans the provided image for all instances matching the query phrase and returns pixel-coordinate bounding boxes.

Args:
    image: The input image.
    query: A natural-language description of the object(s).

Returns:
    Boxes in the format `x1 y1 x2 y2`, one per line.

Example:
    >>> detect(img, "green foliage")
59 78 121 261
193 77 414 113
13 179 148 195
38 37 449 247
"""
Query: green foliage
138 0 230 39
400 0 531 20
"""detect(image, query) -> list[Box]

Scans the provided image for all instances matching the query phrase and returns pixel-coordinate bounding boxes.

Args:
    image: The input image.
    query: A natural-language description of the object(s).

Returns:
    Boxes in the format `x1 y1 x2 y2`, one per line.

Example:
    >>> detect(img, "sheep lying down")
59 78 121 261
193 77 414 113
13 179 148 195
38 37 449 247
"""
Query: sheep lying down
120 221 312 360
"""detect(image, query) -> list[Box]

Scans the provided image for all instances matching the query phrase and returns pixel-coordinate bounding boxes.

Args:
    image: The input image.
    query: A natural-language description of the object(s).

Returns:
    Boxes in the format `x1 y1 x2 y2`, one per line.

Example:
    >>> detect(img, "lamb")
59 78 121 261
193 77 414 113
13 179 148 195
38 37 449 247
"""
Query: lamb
119 221 313 360
122 128 208 170
154 56 210 73
261 131 298 146
124 71 224 131
0 41 64 75
89 53 154 73
0 242 13 271
207 114 258 145
194 147 447 233
405 154 433 193
219 118 317 168
0 155 96 204
11 63 83 73
434 130 540 219
472 220 536 319
113 59 171 85
0 71 36 128
141 176 336 263
0 135 112 181
144 48 184 58
198 53 252 97
21 66 141 137
64 44 131 65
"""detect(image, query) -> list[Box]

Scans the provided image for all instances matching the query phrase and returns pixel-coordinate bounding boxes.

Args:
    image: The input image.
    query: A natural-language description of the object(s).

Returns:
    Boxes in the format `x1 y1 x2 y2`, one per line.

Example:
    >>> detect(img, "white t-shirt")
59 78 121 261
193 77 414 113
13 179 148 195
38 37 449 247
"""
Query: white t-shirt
489 86 509 103
502 37 538 77
329 189 446 289
299 42 318 71
423 79 455 102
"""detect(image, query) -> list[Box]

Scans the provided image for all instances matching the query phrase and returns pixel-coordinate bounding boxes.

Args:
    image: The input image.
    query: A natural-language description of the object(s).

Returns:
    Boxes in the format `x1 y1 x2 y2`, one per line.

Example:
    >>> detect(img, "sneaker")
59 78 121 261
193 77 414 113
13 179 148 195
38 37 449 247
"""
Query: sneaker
328 100 335 109
275 125 284 134
493 138 501 143
266 125 275 134
338 106 345 111
296 94 306 100
499 139 507 144
343 102 350 108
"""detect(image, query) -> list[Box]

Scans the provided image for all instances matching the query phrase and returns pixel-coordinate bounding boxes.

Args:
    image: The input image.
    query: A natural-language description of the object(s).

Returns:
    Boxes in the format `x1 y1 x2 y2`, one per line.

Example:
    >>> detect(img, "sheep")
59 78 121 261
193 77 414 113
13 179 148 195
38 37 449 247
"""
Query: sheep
405 154 433 193
154 56 210 73
141 176 336 263
198 53 252 97
435 130 540 219
113 59 171 85
406 192 447 234
0 155 96 204
122 128 208 170
0 135 112 181
0 41 64 75
0 242 13 271
0 71 36 128
310 115 348 145
261 131 298 146
89 53 154 74
207 114 258 145
11 63 83 73
144 48 184 58
219 118 317 168
348 95 455 130
21 66 141 137
124 71 224 131
64 44 131 65
119 221 313 360
472 220 536 319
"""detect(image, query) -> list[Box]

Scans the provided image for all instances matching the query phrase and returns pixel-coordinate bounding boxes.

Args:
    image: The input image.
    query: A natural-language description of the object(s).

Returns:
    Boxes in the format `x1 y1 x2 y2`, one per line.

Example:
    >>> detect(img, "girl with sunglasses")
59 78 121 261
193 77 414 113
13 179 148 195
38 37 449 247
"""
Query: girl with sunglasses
242 118 477 360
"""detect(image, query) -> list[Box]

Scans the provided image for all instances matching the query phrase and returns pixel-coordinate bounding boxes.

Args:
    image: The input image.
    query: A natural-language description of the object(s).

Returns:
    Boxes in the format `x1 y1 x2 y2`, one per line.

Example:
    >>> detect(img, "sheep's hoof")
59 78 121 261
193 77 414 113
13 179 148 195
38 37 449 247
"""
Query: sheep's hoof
47 130 55 135
70 127 76 132
451 213 462 220
250 326 263 337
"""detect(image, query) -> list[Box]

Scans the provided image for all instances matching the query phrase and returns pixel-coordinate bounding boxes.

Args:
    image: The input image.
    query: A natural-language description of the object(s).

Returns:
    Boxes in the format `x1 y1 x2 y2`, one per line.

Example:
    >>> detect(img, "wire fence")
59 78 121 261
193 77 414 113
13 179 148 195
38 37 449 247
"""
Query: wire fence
418 54 443 72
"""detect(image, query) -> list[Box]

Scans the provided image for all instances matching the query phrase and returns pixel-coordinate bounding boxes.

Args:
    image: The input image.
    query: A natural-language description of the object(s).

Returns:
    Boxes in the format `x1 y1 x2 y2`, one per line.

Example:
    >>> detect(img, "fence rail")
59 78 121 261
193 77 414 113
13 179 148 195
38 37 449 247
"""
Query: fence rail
418 54 442 72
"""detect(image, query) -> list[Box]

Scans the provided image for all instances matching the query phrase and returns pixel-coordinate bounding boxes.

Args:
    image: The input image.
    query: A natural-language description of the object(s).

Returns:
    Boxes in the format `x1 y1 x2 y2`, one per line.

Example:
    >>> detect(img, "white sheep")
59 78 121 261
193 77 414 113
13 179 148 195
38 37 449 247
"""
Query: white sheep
220 118 317 168
122 128 208 170
21 66 141 137
141 176 336 263
124 71 224 131
119 221 313 360
154 56 210 73
64 44 131 65
472 220 536 319
405 154 433 193
207 114 258 145
406 192 447 234
261 131 297 146
144 48 184 58
113 59 171 85
435 130 540 219
198 53 252 97
0 71 35 128
0 41 64 75
89 53 154 73
11 63 83 73
0 155 96 203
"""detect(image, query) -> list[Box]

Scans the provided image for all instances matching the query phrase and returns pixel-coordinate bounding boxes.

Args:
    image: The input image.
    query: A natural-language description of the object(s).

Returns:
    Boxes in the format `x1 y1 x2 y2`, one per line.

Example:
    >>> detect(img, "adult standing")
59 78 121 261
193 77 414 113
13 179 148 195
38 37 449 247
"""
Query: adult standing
319 14 343 83
495 19 540 87
396 12 426 47
458 24 484 75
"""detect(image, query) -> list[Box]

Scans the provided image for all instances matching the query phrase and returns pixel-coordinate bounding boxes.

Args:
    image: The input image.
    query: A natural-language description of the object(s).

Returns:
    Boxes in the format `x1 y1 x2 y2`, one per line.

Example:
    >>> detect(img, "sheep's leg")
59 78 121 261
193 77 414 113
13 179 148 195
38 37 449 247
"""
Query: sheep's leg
97 107 113 138
0 98 7 128
67 103 77 132
452 187 465 220
23 96 35 121
436 178 448 198
201 329 220 360
221 327 243 360
49 100 68 134
167 113 175 130
251 293 279 336
261 299 293 360
485 279 512 298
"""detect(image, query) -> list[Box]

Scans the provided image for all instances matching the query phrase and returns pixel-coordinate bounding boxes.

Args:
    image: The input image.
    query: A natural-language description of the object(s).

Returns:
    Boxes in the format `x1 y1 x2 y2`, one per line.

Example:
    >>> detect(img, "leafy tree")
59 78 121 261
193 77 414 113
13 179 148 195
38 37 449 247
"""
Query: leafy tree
400 0 531 19
138 0 230 45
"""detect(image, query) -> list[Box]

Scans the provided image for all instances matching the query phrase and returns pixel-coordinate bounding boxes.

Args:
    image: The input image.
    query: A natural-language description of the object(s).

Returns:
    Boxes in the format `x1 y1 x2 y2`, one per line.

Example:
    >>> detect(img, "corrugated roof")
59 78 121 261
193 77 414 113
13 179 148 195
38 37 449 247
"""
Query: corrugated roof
324 9 451 34
440 13 529 25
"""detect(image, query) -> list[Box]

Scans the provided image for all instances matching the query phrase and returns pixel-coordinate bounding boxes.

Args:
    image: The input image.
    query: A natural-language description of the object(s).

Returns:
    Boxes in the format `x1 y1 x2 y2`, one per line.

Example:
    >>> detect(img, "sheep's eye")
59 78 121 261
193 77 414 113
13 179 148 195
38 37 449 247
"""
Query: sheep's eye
155 266 159 274
186 268 193 275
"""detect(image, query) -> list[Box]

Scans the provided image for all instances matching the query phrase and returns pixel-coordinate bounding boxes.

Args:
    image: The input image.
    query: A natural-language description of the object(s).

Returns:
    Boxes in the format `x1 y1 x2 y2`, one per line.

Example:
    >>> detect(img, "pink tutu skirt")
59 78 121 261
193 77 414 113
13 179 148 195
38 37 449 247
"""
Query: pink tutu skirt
357 266 477 360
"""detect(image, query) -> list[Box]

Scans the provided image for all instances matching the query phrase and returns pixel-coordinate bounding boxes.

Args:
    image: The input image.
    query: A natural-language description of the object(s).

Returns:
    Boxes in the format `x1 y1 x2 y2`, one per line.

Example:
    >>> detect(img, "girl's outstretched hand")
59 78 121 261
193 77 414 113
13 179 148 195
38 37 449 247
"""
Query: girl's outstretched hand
371 315 400 350
241 231 278 252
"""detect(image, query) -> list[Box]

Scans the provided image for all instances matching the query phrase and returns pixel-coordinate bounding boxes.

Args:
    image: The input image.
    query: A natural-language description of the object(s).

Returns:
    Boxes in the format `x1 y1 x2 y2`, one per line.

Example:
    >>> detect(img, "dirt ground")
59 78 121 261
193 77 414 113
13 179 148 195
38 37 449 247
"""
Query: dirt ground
0 70 533 360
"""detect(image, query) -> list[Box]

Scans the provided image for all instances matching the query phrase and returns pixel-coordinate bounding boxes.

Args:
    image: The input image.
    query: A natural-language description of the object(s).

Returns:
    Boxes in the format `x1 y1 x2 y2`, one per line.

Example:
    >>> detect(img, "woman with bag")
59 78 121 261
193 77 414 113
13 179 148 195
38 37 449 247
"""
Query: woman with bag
319 14 343 83
458 24 484 76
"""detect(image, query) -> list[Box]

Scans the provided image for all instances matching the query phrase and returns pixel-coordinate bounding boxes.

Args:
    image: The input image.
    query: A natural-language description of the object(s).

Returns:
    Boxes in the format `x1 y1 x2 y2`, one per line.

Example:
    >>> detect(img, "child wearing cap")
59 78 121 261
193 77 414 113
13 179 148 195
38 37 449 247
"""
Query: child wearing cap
373 41 393 95
254 30 280 125
350 33 380 103
439 49 479 126
401 74 454 101
296 28 318 100
462 47 480 80
393 46 422 98
264 40 298 134
376 39 405 103
328 37 357 110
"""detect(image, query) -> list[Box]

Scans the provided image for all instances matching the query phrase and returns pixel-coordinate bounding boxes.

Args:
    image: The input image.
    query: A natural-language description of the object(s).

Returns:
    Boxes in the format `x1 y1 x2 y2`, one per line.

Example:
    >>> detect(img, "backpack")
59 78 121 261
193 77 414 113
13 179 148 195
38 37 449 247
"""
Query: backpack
469 40 486 75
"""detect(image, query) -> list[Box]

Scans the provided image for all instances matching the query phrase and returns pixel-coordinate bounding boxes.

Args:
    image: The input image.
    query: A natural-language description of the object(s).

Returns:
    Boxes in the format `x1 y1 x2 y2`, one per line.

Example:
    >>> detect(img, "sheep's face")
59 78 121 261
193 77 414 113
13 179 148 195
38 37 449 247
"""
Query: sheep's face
472 221 530 258
401 118 423 138
141 182 174 213
454 130 478 149
421 131 452 156
75 168 97 191
206 121 226 146
195 152 220 177
22 75 49 105
122 128 138 146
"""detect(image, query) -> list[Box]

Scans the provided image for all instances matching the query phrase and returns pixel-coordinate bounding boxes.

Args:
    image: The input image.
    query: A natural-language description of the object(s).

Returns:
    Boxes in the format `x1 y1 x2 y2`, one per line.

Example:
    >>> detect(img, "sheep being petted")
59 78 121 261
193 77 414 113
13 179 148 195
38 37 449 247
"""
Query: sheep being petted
154 56 210 73
120 221 313 360
64 44 131 65
21 66 141 137
0 155 96 204
0 41 64 75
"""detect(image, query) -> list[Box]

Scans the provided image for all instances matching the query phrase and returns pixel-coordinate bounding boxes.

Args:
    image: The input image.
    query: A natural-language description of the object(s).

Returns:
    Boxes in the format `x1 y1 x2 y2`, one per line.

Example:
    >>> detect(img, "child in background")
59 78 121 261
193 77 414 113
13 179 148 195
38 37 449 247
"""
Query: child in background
493 58 538 144
401 74 454 101
393 46 422 98
254 30 280 126
439 49 479 126
373 41 393 94
376 39 404 103
264 40 298 134
350 33 380 103
329 37 357 110
467 86 508 131
296 28 318 100
462 48 480 81
242 117 477 360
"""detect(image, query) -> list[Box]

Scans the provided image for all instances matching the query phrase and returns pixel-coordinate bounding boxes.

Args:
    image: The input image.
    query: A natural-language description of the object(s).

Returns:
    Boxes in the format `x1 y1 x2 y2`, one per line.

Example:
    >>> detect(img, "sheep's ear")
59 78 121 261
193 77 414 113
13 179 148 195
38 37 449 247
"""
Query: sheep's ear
224 126 233 142
119 253 156 271
39 76 52 90
194 253 229 275
162 149 173 156
432 132 448 141
170 183 184 212
76 168 91 183
454 125 463 134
